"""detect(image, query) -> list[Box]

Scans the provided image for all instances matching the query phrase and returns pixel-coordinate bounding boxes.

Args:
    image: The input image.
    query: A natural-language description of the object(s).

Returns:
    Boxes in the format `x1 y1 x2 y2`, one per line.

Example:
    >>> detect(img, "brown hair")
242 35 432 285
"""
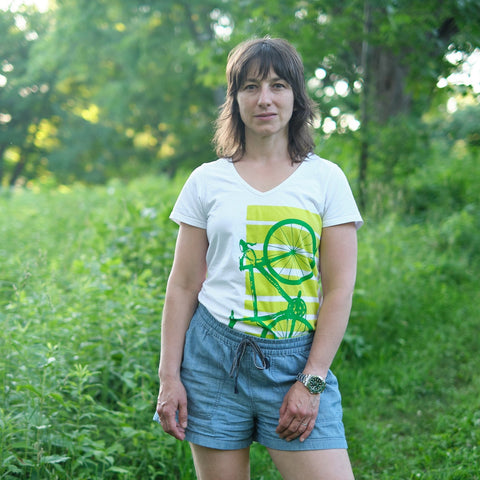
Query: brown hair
213 37 317 163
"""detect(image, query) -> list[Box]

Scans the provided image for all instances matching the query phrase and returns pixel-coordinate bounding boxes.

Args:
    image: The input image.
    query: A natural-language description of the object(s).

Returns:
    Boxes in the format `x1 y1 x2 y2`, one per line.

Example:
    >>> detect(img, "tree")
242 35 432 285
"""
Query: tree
2 0 479 201
26 0 227 181
0 7 54 187
225 0 480 207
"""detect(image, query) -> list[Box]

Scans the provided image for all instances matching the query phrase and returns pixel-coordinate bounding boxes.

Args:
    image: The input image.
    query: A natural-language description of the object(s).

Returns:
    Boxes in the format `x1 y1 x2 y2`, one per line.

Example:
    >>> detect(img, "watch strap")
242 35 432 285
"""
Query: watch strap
296 372 327 394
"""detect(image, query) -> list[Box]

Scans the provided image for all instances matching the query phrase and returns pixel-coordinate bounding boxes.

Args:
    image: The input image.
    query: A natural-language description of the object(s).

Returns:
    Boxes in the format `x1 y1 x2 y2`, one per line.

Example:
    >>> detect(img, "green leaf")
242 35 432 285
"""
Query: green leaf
40 455 71 464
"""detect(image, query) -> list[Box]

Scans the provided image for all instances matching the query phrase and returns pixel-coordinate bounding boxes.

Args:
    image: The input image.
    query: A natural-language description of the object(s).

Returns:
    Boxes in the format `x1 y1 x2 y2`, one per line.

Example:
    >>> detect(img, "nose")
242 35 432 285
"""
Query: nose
257 84 272 106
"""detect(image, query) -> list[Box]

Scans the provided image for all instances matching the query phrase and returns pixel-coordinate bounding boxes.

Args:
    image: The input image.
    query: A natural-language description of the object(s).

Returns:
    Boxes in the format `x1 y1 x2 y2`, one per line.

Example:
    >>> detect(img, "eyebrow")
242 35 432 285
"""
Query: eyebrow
244 76 285 83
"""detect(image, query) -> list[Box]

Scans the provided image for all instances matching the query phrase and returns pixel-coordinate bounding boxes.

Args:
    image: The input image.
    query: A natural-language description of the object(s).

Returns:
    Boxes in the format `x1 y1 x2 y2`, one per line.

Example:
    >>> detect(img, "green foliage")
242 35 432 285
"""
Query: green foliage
1 1 480 477
0 175 194 479
1 1 479 189
1 151 479 478
340 211 480 479
398 105 480 225
0 6 55 186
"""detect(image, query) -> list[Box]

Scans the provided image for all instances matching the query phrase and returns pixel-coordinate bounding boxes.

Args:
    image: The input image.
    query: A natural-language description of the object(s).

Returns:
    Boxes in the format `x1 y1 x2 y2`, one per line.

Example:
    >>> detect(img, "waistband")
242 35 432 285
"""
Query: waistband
194 303 314 355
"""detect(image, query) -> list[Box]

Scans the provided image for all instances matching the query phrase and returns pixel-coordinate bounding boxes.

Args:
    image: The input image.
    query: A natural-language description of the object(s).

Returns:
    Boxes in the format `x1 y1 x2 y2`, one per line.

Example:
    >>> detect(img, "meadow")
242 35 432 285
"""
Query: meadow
0 172 479 479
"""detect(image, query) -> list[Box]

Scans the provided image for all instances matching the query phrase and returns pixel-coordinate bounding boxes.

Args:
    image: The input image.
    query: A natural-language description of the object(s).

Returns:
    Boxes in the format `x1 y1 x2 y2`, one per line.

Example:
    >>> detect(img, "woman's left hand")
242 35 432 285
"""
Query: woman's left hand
276 382 320 442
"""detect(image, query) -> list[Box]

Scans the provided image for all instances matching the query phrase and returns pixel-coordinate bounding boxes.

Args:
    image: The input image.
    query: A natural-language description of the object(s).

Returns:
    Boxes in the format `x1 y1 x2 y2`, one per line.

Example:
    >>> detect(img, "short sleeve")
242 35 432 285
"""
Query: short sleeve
169 166 207 229
322 164 363 229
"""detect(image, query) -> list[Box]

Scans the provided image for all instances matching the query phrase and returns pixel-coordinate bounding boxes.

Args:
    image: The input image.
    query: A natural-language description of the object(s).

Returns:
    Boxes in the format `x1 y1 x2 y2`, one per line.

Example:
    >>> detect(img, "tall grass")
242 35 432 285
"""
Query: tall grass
1 177 195 479
342 213 480 479
0 172 479 479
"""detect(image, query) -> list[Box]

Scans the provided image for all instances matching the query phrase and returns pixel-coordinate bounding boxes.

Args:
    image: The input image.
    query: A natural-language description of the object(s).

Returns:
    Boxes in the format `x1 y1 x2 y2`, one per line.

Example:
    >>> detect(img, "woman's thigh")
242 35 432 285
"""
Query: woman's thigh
190 443 251 480
267 447 355 480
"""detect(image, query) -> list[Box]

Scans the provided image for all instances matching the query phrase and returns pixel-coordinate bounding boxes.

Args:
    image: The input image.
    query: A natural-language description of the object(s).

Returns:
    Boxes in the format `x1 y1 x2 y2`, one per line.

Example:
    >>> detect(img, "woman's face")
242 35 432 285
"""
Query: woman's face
236 66 295 141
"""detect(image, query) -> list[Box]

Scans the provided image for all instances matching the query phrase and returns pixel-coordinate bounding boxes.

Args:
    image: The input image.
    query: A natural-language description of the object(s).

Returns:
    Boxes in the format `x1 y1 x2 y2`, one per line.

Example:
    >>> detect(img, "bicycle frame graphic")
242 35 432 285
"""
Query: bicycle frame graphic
229 219 318 338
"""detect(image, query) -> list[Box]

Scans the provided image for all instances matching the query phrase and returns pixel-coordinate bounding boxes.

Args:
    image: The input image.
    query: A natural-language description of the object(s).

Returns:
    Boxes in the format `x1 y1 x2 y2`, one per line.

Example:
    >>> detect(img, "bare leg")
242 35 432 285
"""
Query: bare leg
268 448 354 480
190 443 251 480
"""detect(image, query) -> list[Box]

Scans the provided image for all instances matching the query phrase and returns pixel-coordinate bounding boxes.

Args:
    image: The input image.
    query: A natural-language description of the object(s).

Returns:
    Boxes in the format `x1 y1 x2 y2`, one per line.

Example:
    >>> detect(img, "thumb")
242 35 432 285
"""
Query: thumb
178 400 188 428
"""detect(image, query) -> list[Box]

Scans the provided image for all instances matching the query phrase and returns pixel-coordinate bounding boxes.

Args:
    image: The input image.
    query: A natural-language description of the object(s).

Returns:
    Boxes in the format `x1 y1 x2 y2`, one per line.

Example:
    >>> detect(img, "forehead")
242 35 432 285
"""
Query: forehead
238 58 287 86
244 64 281 81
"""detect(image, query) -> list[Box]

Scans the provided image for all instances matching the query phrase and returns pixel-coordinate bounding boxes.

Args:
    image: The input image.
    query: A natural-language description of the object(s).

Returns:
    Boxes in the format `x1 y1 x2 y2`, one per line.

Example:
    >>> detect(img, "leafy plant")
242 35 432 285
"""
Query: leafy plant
1 167 478 478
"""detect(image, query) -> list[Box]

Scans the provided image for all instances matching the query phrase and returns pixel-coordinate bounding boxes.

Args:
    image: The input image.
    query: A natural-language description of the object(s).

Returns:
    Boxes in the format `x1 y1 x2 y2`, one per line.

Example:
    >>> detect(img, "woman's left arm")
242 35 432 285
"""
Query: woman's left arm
276 222 358 442
304 222 358 377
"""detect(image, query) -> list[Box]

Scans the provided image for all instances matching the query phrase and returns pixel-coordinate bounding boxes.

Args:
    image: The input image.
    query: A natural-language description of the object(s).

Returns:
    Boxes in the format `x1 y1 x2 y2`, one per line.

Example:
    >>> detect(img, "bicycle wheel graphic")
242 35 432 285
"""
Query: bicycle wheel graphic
267 295 313 338
263 219 318 285
267 314 313 338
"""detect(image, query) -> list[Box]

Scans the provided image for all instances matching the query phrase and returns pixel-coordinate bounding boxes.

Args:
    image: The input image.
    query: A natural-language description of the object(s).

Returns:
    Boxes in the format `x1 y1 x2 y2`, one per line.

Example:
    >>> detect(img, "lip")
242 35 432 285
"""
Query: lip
255 113 277 119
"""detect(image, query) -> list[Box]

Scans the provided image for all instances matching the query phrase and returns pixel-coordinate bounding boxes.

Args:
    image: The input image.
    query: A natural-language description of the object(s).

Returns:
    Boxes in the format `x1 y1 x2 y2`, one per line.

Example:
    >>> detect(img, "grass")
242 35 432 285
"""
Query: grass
0 175 479 479
341 214 480 479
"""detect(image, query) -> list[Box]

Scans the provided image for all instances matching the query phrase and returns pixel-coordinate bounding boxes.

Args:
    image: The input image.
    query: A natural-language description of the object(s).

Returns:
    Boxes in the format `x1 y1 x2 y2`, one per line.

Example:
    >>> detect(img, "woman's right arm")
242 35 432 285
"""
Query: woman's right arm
156 222 208 440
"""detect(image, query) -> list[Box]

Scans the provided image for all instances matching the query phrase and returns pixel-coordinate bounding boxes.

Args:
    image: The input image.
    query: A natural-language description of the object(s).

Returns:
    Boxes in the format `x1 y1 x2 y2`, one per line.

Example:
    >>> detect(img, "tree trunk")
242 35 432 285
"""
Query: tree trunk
356 7 459 210
370 48 411 124
358 0 372 210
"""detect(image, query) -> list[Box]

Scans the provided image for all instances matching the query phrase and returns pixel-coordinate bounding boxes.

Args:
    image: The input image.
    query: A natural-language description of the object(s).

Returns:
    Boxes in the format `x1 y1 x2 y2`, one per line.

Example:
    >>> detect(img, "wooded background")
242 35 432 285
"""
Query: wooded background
1 0 479 210
2 2 480 478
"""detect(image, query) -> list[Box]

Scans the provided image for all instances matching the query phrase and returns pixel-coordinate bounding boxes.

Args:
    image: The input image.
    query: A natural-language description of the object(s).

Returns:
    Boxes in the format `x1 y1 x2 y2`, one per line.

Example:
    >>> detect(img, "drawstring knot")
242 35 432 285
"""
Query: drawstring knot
229 338 270 394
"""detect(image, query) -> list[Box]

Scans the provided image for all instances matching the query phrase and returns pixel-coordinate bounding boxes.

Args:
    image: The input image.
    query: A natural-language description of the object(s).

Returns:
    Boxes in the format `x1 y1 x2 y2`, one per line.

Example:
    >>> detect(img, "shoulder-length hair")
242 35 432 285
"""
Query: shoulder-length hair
213 37 317 163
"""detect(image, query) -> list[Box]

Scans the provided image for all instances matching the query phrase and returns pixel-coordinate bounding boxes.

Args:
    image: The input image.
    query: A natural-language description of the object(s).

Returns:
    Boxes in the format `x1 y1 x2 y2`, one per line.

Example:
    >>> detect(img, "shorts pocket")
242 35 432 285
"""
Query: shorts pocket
181 320 228 420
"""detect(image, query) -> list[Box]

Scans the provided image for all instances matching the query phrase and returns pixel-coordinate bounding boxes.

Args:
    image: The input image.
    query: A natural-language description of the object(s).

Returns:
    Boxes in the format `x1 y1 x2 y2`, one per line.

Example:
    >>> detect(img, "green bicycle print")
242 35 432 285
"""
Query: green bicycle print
229 218 318 338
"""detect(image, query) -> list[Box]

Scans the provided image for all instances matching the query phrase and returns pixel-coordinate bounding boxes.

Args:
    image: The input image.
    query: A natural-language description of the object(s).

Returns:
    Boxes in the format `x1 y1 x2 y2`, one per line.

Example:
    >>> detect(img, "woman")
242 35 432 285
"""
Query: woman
154 37 362 480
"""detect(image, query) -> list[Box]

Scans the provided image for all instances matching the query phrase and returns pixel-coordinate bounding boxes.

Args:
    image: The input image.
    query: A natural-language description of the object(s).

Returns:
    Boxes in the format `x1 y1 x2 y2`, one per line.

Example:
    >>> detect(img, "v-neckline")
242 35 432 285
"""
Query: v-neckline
229 159 304 195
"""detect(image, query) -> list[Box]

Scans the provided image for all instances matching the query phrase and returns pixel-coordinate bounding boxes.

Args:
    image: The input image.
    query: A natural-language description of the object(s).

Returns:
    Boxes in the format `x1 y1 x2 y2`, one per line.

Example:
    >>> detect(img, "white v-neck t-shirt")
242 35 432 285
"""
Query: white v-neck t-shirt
170 154 363 339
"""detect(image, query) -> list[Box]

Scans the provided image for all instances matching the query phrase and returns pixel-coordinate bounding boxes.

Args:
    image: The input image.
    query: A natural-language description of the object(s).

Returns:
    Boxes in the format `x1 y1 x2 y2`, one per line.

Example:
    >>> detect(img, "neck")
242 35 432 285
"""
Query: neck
242 132 290 164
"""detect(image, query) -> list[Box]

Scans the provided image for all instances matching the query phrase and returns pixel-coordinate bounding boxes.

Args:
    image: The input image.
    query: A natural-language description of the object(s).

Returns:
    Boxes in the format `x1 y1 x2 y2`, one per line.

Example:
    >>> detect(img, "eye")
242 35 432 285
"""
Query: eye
273 82 288 90
243 83 257 91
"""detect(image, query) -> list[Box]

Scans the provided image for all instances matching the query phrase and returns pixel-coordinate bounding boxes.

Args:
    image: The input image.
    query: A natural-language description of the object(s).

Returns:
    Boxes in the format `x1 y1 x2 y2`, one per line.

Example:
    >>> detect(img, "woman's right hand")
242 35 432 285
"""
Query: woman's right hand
156 378 188 441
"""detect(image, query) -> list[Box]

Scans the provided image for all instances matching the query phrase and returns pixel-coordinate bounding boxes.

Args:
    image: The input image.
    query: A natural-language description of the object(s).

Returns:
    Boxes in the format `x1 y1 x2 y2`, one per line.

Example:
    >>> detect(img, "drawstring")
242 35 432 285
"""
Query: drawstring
229 338 270 394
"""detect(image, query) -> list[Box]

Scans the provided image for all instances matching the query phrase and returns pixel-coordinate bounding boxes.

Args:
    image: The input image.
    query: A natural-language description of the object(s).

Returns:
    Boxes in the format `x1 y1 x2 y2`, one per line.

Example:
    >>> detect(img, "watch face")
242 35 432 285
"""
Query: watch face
307 376 326 394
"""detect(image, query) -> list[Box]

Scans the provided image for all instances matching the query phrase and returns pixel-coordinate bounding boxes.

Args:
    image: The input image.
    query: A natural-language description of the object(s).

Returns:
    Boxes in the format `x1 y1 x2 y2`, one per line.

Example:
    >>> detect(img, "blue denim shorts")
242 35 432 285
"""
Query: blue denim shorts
154 303 347 451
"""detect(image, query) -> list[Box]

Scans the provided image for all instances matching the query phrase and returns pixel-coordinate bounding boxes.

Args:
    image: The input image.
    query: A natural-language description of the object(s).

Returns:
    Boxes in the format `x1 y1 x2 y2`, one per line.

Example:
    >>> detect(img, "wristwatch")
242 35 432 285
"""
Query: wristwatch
296 372 327 394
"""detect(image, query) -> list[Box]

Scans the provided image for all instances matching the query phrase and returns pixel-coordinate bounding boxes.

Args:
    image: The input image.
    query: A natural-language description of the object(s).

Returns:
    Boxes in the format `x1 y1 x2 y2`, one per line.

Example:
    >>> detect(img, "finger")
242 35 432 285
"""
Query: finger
299 420 309 430
163 413 186 440
276 403 298 433
157 402 187 441
160 410 175 431
276 417 302 440
299 420 314 443
280 416 314 441
275 414 294 435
